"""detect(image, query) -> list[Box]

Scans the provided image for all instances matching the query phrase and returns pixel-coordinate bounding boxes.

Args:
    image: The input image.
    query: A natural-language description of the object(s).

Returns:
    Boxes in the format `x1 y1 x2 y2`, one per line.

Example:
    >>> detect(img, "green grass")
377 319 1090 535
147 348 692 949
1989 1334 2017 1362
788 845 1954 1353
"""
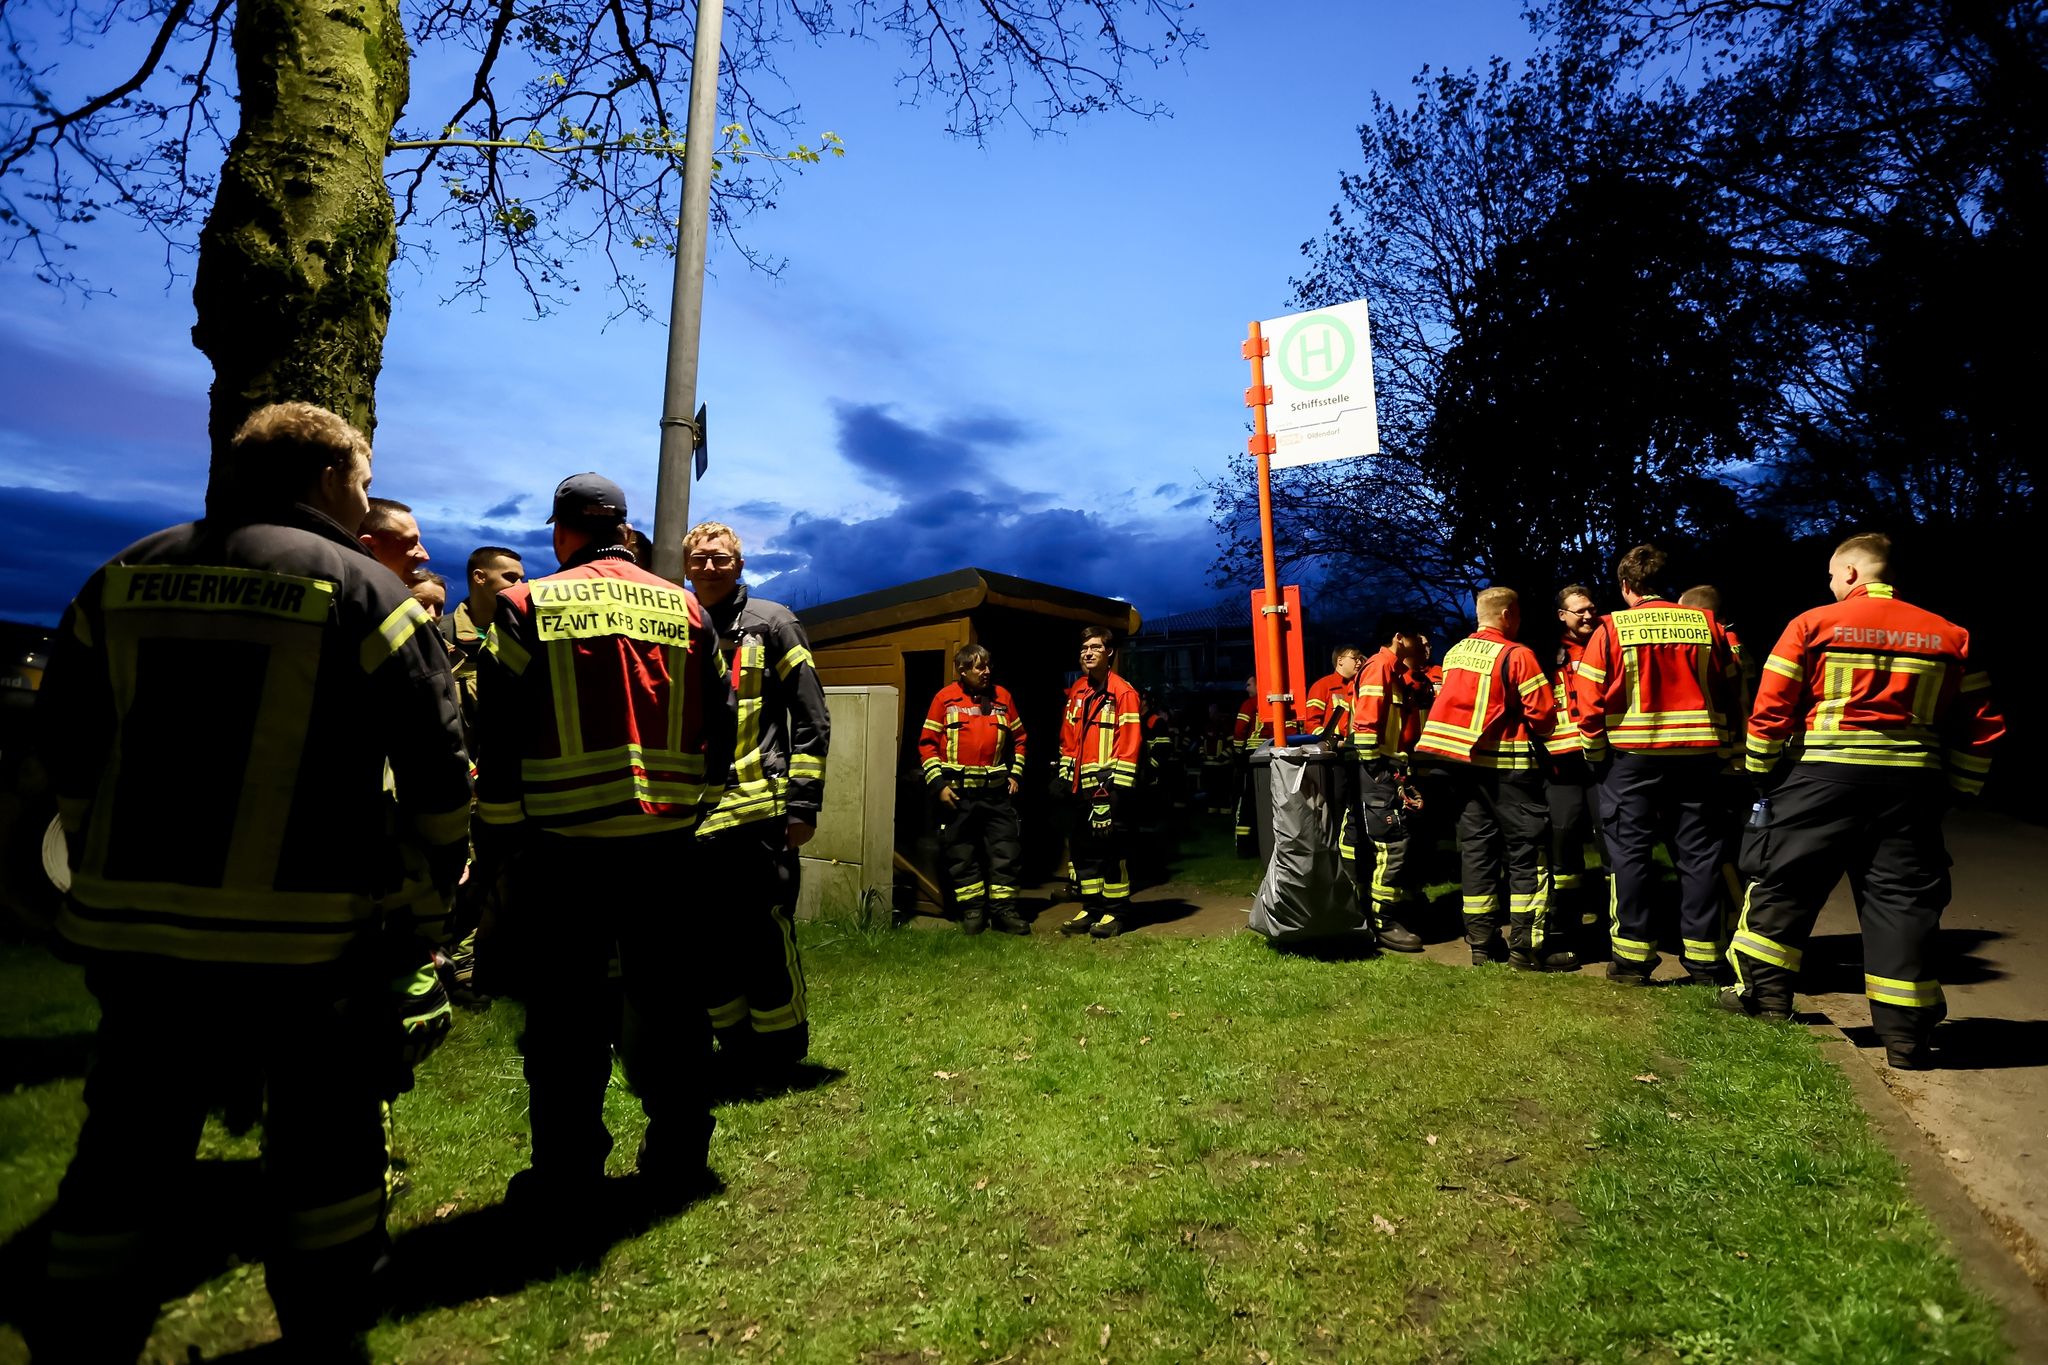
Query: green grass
0 926 2006 1363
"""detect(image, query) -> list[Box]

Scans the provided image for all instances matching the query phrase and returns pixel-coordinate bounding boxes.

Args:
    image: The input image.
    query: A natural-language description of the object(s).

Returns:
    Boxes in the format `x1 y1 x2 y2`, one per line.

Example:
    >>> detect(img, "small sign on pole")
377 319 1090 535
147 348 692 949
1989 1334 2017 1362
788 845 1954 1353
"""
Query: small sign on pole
1260 298 1378 469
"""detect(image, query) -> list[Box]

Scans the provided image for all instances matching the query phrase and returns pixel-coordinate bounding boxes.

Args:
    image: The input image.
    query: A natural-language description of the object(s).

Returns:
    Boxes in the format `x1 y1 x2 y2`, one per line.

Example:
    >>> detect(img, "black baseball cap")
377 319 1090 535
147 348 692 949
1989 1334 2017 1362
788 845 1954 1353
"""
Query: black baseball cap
547 472 628 524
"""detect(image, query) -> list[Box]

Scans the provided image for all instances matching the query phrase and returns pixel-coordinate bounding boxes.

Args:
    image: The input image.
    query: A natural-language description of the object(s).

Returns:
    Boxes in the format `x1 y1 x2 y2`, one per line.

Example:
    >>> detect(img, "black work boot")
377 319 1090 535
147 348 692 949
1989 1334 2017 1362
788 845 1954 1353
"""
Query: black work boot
1540 947 1581 972
1606 956 1658 986
1059 904 1097 936
960 904 987 935
991 906 1032 935
1373 915 1425 953
1088 910 1126 939
1716 987 1792 1021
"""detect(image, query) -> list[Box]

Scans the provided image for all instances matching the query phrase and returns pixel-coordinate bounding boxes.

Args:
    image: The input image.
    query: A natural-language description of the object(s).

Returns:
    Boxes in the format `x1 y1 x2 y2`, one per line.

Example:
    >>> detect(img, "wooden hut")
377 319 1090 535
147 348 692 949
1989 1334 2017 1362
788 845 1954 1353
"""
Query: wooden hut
801 569 1141 912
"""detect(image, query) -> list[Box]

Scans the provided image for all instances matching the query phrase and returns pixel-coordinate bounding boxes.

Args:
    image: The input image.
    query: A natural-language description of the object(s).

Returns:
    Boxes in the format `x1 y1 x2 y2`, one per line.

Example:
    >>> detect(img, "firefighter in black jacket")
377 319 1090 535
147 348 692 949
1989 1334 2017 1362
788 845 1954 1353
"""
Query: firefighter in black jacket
28 403 473 1361
684 521 831 1083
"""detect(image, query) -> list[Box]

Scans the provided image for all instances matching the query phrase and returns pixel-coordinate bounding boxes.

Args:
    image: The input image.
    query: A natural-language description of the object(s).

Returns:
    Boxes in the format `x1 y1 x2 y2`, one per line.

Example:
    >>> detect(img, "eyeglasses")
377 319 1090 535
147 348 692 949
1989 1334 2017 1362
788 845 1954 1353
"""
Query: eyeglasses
686 553 736 569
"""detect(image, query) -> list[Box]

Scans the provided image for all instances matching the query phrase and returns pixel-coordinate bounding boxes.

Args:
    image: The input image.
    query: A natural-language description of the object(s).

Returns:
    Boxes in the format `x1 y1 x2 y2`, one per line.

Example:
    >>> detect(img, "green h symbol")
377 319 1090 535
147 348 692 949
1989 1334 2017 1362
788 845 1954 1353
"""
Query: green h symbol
1296 327 1336 377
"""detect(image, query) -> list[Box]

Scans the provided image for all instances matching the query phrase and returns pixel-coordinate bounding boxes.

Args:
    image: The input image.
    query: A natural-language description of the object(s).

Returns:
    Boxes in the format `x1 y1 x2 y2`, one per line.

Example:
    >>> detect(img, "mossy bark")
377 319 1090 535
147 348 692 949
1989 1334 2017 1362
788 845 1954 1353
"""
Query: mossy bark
194 0 409 492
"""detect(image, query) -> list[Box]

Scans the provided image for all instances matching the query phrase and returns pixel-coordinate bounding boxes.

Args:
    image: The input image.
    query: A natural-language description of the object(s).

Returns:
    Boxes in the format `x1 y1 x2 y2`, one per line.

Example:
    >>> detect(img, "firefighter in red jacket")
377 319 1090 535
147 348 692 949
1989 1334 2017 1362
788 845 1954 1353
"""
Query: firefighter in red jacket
1352 616 1431 952
1574 545 1743 986
1415 588 1564 969
1057 627 1143 937
920 645 1029 935
1724 533 2004 1068
1546 584 1608 954
475 473 732 1212
1306 645 1366 870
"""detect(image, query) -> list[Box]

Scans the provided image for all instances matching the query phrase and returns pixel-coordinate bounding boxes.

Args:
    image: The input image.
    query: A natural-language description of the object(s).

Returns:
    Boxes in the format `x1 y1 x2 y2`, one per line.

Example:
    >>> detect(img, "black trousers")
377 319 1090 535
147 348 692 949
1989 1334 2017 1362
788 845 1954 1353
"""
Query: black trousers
1545 753 1607 931
942 791 1023 913
1071 787 1132 909
1732 768 1952 1053
1597 752 1728 972
1234 759 1260 855
34 959 392 1359
1201 760 1234 815
1447 766 1552 954
516 830 715 1179
1357 761 1417 925
697 820 809 1066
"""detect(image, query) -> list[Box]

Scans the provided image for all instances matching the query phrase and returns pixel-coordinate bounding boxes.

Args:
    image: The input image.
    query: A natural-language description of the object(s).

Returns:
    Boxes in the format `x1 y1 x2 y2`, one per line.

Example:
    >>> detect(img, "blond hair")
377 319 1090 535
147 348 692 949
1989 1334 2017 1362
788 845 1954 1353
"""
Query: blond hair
683 520 743 557
1831 532 1891 580
1678 584 1721 613
225 402 370 504
1475 586 1518 626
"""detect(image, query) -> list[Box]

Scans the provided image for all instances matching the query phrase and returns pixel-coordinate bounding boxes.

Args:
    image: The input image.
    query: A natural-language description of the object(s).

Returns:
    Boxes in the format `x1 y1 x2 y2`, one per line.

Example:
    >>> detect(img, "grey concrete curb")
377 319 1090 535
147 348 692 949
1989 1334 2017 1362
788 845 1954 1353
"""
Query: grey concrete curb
1807 1019 2048 1364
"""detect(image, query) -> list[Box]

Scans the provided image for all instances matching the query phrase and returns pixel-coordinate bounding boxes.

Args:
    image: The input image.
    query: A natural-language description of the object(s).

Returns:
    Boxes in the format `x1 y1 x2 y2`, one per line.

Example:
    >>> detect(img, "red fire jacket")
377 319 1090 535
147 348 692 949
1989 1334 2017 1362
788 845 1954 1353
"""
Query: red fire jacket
1746 583 2004 794
1573 596 1741 759
1058 670 1143 792
1353 647 1421 762
918 682 1027 793
1303 670 1356 745
1546 636 1592 758
477 551 729 836
1414 628 1556 770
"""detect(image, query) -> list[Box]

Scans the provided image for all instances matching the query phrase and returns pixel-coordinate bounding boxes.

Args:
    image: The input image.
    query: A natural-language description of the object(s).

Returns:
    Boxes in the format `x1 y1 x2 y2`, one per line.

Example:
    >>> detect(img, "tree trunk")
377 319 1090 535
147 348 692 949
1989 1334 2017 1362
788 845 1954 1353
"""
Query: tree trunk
194 0 409 500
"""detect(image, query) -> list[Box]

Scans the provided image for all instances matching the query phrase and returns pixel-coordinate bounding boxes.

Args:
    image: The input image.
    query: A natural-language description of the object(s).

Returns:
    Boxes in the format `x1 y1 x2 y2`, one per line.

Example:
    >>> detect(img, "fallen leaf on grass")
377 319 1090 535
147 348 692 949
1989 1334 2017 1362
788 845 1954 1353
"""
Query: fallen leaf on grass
582 1332 611 1353
740 1324 760 1343
1735 1250 1750 1259
1076 1036 1088 1049
1140 1036 1152 1045
1372 1214 1398 1236
932 1070 960 1080
974 1177 990 1191
1099 1322 1113 1348
1425 1134 1438 1146
1085 1003 1118 1017
434 1202 459 1219
1013 1051 1033 1061
1633 1073 1661 1084
1168 1011 1184 1019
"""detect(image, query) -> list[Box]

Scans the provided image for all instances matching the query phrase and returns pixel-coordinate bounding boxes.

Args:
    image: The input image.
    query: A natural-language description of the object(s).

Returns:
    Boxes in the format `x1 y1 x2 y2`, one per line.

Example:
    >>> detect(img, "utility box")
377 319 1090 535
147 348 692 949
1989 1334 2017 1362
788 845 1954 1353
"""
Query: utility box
796 685 899 921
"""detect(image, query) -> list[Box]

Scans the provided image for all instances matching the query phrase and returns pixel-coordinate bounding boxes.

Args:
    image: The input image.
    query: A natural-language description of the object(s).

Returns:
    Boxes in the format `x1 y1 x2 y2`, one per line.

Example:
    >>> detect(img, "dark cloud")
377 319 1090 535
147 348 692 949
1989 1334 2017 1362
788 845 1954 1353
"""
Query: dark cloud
1172 492 1207 511
936 413 1033 447
481 494 525 519
756 490 1217 620
831 402 1021 498
1153 482 1182 498
730 499 787 520
0 485 202 625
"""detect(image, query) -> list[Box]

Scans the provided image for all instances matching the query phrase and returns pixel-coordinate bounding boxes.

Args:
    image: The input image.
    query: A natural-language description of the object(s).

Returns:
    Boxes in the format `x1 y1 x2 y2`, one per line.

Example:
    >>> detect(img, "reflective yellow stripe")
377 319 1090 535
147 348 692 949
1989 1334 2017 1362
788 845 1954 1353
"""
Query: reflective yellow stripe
774 645 814 680
708 995 749 1028
522 774 708 815
488 623 531 675
1611 936 1657 962
788 755 826 780
361 598 432 674
56 904 369 965
523 744 706 781
412 802 472 846
1732 928 1801 970
547 638 582 758
1865 973 1943 1008
1681 938 1723 961
1764 654 1802 681
281 1187 384 1251
477 799 525 826
1959 671 1991 695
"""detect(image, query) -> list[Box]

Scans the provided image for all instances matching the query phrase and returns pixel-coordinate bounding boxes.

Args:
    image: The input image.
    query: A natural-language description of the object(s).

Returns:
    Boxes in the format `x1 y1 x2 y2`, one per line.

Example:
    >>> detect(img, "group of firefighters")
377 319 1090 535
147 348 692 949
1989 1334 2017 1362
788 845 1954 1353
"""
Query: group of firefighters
25 406 827 1360
1193 540 1997 1071
18 397 2006 1359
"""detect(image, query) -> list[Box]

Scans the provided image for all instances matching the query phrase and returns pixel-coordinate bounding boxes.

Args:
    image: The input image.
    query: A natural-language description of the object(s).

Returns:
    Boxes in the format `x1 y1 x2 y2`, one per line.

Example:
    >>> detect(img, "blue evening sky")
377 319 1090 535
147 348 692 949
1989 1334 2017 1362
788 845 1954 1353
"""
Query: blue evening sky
0 1 1532 626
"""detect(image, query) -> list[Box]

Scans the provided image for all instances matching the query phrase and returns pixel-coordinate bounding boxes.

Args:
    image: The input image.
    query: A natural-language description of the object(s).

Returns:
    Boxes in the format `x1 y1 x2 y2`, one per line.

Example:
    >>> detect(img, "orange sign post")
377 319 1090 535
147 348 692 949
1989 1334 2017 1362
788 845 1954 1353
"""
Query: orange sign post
1242 321 1292 747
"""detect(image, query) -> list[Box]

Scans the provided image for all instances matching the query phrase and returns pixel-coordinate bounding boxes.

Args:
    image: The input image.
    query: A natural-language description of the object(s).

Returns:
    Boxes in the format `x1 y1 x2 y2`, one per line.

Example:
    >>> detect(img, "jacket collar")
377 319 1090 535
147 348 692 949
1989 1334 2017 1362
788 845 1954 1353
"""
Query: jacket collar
1846 583 1895 601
